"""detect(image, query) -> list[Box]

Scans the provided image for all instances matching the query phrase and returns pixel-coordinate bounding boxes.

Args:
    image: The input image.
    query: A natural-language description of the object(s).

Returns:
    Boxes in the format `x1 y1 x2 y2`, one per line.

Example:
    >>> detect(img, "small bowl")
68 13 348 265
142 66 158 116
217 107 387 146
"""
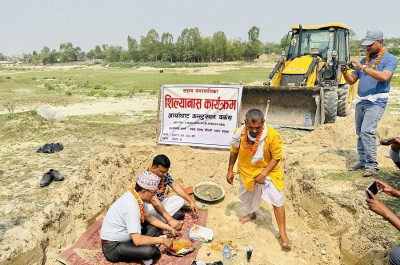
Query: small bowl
194 181 225 202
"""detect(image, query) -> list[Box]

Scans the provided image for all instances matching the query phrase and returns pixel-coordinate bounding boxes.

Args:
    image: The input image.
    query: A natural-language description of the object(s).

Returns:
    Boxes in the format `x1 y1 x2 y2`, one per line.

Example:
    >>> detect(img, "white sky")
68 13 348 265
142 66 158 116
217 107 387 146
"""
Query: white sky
2 0 399 56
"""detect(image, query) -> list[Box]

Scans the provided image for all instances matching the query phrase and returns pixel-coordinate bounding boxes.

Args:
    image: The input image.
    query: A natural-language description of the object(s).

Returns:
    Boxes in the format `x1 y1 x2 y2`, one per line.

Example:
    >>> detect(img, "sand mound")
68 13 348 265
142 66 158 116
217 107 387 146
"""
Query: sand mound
1 105 400 264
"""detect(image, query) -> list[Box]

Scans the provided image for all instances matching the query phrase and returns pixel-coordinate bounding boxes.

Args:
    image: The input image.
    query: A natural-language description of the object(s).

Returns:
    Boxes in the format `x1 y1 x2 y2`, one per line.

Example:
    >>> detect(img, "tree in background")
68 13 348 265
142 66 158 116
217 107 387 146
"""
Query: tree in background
140 29 160 61
104 45 123 62
386 37 400 56
59 42 85 62
160 32 175 62
264 42 282 55
127 36 140 62
200 37 213 62
0 53 6 61
31 50 42 64
176 27 203 62
40 46 60 64
227 39 246 61
19 25 398 65
244 26 263 60
348 29 360 56
212 31 227 62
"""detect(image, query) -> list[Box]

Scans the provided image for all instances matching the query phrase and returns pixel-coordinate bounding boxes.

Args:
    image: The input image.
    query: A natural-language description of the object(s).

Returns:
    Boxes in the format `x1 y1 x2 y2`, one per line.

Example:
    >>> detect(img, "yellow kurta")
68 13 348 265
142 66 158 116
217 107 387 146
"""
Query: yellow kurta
230 125 284 191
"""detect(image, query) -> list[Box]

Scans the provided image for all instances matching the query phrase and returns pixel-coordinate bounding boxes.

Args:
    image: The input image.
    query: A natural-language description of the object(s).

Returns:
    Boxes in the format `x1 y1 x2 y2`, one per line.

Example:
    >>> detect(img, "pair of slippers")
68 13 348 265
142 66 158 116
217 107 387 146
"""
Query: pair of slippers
40 169 64 187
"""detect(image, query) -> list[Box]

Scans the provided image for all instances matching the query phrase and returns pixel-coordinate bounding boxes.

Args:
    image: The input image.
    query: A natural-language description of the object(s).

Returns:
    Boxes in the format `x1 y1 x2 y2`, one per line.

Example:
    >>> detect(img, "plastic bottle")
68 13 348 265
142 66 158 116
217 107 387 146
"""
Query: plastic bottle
305 114 310 127
222 242 232 265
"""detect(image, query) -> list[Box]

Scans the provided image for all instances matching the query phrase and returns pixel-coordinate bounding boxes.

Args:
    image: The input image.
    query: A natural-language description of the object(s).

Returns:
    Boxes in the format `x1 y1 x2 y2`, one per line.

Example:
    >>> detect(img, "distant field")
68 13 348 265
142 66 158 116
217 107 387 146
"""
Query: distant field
0 63 272 111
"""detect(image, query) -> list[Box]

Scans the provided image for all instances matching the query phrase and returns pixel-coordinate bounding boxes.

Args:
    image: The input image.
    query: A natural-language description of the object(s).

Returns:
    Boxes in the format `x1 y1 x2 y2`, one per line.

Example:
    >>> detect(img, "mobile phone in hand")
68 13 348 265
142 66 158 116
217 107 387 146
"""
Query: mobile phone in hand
366 181 378 199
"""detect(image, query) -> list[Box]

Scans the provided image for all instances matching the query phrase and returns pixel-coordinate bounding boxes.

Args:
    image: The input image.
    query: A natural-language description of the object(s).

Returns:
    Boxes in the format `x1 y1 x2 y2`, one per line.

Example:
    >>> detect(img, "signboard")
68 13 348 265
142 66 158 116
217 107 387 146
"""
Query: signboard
158 84 242 149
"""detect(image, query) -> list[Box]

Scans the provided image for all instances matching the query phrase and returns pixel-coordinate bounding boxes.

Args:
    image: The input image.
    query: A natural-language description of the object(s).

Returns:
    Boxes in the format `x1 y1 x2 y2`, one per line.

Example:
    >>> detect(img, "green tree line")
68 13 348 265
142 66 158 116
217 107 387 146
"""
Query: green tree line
4 26 400 64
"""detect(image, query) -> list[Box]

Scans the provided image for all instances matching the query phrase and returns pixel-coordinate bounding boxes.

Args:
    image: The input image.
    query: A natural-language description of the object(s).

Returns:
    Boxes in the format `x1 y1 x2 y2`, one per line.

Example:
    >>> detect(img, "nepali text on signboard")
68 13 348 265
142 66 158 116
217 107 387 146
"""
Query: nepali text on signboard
158 84 242 149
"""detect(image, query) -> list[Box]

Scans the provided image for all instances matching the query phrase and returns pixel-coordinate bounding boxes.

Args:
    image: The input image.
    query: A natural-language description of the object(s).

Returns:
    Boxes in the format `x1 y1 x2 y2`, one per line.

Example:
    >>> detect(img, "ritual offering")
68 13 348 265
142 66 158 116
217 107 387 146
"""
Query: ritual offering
194 181 225 202
165 239 195 257
189 224 214 243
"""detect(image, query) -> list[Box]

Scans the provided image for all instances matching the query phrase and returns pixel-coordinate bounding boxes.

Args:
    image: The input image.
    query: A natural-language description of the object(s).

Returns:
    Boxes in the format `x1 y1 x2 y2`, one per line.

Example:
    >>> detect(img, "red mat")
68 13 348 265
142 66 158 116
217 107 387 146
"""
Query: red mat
58 209 208 265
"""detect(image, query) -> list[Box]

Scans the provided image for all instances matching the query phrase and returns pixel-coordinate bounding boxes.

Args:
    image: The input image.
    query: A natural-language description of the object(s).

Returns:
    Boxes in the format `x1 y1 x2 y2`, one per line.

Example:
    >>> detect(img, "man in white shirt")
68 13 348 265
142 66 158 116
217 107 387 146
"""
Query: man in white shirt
100 171 180 263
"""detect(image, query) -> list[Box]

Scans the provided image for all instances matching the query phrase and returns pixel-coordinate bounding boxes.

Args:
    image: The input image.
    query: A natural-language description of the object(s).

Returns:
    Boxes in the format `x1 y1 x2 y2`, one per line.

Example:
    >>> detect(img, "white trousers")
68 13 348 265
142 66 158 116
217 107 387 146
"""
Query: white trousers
146 195 184 222
238 175 283 214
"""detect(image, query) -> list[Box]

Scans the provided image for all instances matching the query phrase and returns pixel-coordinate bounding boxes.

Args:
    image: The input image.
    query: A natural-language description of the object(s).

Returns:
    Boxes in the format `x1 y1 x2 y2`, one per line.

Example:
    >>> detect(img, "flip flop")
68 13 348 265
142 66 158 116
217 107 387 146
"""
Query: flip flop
49 169 64 181
40 172 53 187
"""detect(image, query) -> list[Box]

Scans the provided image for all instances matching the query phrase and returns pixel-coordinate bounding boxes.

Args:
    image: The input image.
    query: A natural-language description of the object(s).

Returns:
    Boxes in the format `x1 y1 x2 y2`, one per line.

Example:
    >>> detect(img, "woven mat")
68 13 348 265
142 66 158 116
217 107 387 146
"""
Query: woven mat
58 209 208 265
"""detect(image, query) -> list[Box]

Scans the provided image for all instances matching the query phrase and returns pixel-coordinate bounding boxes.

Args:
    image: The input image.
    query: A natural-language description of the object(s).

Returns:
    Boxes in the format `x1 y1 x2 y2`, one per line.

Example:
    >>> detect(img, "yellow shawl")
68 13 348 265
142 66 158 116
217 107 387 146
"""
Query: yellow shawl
230 125 283 191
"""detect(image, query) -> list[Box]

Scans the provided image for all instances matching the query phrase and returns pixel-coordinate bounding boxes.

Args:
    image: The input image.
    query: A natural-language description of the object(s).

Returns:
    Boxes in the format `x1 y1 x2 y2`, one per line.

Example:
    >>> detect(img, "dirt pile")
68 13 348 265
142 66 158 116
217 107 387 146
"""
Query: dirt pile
1 113 400 264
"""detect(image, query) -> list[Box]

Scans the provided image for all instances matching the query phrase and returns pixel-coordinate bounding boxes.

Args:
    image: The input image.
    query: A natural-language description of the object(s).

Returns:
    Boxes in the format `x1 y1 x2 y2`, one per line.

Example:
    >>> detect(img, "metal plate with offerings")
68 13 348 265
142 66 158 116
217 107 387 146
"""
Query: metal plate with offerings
194 181 225 202
165 239 195 257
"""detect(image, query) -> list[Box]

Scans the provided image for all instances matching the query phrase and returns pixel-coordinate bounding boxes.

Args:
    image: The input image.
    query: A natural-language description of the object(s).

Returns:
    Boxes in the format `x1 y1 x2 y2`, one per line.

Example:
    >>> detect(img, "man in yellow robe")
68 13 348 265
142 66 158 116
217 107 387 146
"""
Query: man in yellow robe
226 108 291 249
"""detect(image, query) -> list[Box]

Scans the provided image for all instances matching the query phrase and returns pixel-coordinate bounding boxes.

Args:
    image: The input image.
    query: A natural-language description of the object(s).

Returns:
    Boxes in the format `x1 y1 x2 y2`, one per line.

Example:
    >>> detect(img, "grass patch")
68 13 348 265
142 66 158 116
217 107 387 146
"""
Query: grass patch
324 167 400 184
0 63 272 108
108 61 209 68
66 114 126 123
391 75 400 87
323 166 400 245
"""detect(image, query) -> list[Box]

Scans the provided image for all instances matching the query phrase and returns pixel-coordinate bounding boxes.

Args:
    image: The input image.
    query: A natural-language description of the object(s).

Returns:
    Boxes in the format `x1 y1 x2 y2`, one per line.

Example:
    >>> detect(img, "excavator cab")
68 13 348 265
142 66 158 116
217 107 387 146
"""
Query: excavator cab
241 23 358 129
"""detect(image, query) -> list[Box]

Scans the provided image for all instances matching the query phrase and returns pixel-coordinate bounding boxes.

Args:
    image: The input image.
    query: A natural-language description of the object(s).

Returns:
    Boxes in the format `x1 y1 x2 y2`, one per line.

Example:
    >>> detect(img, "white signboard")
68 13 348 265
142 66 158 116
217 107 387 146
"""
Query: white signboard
158 84 242 149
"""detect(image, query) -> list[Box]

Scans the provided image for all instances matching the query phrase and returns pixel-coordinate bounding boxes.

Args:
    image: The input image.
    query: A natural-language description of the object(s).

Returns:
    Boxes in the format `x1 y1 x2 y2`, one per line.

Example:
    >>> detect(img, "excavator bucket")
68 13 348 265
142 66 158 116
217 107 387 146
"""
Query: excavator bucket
240 85 324 130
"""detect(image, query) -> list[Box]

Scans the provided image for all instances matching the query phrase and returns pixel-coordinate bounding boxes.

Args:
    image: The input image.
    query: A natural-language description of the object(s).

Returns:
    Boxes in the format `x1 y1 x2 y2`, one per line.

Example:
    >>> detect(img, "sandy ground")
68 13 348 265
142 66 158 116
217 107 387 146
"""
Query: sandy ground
1 72 400 264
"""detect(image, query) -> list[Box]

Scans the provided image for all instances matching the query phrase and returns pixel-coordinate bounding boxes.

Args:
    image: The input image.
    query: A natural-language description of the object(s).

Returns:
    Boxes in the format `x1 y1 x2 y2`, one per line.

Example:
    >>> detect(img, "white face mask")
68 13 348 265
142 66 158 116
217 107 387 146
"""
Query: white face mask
247 129 256 142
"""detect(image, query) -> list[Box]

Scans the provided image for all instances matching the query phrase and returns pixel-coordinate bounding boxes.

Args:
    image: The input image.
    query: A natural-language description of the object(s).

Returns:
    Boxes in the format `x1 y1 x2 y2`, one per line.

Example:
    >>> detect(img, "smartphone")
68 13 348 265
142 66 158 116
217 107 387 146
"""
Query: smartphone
366 181 378 199
348 62 357 69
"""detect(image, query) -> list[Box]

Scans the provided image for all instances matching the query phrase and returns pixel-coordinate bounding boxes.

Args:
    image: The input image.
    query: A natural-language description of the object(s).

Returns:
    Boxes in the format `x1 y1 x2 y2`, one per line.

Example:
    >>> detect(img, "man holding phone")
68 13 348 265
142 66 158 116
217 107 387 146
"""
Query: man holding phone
342 30 398 177
367 179 400 264
365 181 378 199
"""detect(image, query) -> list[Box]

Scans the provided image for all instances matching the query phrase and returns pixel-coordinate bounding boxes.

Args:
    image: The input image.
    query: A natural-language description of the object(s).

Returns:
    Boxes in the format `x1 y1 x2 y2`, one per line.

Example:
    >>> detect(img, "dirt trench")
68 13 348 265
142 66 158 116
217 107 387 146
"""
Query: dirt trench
1 114 400 265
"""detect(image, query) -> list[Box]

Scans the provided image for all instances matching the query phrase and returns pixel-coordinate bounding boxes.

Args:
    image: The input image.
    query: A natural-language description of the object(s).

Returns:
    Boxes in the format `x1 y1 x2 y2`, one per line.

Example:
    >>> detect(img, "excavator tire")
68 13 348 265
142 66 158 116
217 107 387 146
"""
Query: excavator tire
324 90 338 123
337 85 350 117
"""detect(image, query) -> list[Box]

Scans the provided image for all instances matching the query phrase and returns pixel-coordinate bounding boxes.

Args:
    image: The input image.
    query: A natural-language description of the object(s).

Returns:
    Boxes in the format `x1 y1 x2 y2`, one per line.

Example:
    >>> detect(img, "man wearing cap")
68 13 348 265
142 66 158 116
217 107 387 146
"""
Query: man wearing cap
100 171 180 263
146 154 198 230
341 30 398 177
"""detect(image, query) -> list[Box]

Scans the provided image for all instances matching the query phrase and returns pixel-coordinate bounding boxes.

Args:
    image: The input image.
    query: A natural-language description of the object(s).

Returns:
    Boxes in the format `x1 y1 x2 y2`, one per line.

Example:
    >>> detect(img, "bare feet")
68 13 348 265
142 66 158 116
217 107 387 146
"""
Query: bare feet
278 234 292 251
239 213 256 224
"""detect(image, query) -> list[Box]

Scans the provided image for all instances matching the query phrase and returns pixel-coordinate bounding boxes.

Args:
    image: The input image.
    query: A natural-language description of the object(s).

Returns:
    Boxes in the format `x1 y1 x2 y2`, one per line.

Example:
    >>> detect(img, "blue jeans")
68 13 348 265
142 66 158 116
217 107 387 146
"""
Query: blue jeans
390 245 400 265
355 102 385 169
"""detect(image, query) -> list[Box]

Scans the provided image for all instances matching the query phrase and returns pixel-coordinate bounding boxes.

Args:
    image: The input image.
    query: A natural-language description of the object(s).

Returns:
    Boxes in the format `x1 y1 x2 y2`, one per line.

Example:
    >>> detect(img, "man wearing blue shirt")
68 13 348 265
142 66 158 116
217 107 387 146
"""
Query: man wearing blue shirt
341 30 398 177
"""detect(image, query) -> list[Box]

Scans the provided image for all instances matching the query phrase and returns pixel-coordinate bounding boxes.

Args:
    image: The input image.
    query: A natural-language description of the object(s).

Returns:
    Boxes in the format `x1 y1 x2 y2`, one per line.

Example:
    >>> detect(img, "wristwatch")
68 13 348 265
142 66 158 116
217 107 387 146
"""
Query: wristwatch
361 65 367 72
166 228 174 234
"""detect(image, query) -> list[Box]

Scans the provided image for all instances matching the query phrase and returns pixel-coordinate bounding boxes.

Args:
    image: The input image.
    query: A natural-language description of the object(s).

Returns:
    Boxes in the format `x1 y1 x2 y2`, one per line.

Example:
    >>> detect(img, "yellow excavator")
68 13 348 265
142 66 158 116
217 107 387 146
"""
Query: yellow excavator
241 23 359 129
